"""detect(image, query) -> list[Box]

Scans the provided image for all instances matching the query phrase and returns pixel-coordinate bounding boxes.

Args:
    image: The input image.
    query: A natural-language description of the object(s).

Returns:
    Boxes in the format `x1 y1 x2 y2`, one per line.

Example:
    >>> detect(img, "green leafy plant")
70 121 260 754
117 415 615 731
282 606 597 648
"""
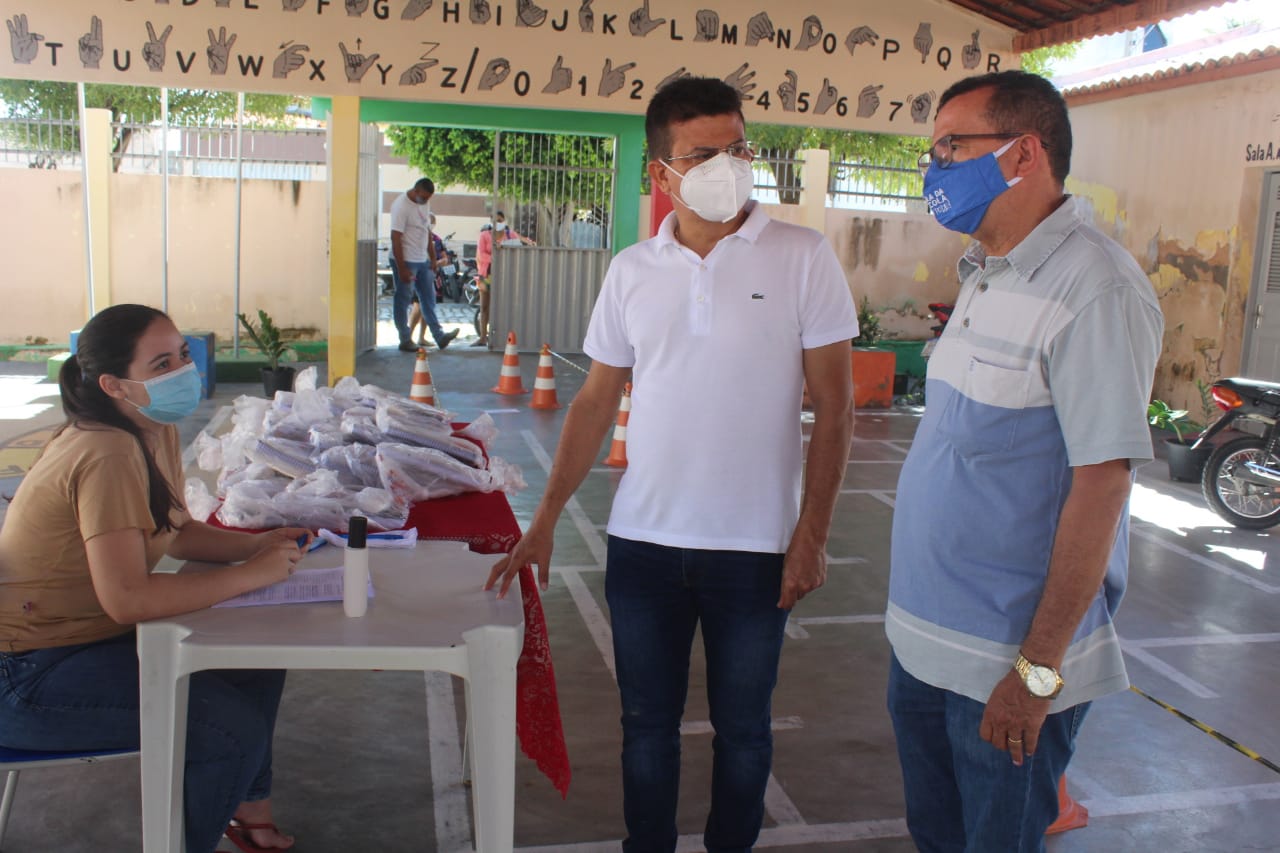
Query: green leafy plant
1148 400 1204 444
237 310 287 371
853 296 882 346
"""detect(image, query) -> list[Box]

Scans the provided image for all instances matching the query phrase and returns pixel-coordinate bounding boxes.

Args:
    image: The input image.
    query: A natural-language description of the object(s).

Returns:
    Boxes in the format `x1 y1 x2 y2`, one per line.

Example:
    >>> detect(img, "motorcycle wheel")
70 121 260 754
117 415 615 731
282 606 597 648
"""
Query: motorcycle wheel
472 305 483 339
1200 436 1280 529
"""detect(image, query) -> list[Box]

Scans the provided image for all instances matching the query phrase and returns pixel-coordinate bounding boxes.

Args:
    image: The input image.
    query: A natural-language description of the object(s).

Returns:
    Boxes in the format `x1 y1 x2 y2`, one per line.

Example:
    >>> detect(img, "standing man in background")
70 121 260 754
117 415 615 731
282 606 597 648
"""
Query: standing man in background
389 178 458 353
886 70 1163 851
486 77 856 853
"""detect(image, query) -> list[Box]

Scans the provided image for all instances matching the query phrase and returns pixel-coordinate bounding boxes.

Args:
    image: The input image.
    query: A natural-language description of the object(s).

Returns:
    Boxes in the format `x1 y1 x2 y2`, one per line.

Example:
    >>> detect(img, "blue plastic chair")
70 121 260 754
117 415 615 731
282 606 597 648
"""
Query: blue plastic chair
0 744 138 846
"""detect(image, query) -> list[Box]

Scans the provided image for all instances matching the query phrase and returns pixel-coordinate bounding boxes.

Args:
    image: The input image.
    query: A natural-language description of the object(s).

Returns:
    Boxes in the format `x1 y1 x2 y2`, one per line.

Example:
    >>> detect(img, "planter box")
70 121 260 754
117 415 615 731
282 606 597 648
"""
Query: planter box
1164 436 1212 482
853 347 896 409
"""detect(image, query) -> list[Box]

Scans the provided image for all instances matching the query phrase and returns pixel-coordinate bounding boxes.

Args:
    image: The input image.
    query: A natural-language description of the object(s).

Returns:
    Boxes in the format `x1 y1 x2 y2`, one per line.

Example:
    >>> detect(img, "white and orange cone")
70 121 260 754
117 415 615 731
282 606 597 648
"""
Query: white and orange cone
1046 775 1089 834
530 343 561 410
492 331 528 395
409 348 436 405
605 382 631 468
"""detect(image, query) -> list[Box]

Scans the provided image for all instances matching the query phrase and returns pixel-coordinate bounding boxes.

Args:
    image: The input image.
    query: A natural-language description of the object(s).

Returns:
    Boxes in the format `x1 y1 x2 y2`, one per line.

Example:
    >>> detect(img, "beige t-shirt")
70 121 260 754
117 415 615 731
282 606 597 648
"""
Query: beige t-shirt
0 423 189 652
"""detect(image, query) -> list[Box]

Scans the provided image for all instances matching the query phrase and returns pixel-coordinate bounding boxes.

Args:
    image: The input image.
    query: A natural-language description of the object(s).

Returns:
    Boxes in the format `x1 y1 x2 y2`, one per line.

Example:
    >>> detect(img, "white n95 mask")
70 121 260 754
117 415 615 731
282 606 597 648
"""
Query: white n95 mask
663 152 754 223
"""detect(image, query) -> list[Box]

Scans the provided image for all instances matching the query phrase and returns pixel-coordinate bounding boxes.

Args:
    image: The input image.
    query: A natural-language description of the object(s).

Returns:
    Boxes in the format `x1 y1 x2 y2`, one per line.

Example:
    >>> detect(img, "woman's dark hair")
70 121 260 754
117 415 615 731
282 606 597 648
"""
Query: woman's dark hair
58 303 183 533
645 76 744 162
938 70 1072 184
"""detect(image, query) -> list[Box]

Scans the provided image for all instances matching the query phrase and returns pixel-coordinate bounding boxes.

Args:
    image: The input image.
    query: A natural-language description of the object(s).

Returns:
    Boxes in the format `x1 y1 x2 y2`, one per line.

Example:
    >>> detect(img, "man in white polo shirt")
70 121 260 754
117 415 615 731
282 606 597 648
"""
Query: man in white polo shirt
486 77 857 853
389 177 458 353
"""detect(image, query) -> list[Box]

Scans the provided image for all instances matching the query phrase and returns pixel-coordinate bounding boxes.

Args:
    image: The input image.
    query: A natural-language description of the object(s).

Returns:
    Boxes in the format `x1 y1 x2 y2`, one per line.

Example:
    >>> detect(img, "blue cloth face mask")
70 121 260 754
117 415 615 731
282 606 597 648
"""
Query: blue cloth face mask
922 137 1022 234
123 361 202 424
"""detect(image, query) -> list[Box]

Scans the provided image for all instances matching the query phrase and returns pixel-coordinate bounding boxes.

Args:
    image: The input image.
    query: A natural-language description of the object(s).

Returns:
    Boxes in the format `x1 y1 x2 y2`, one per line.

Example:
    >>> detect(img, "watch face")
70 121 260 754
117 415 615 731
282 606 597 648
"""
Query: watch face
1026 666 1058 698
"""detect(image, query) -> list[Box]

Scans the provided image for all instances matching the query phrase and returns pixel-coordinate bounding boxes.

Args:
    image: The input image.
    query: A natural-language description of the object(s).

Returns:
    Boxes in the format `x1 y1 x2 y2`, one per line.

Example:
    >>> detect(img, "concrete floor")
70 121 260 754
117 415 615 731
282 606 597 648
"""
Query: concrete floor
2 309 1279 852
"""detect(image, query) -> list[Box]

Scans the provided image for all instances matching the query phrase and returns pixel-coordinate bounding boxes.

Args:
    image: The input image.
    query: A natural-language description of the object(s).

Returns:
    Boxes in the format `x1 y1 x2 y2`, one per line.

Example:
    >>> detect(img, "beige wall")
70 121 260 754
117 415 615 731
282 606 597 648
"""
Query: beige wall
0 170 329 344
1067 70 1280 410
762 203 962 338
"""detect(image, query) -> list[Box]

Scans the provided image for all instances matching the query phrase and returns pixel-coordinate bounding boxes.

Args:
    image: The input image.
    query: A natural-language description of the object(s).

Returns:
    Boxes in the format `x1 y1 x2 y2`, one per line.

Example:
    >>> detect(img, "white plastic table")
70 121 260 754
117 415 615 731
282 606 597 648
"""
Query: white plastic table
136 539 523 853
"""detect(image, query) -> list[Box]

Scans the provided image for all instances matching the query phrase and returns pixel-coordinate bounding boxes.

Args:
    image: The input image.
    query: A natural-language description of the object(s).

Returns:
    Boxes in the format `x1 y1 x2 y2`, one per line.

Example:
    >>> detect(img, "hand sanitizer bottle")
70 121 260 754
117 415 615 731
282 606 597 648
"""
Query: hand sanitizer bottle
343 515 369 618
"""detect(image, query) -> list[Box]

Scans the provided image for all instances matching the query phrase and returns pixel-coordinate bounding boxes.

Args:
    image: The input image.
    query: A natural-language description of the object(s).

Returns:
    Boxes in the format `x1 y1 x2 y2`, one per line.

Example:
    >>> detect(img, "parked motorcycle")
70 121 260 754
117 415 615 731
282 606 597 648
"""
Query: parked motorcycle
434 235 477 304
1193 377 1280 528
920 302 955 359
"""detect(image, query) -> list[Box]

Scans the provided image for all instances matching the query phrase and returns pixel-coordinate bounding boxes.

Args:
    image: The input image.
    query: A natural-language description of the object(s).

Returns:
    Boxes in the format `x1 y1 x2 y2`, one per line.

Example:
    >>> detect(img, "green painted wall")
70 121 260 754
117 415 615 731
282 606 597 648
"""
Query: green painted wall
313 98 644 252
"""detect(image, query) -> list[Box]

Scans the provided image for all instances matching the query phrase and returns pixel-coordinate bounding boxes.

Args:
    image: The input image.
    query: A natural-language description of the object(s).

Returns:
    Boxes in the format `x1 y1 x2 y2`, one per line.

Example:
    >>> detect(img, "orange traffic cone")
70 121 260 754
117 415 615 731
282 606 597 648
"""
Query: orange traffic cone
491 331 528 395
530 344 561 410
1046 774 1089 834
605 382 631 468
409 348 435 406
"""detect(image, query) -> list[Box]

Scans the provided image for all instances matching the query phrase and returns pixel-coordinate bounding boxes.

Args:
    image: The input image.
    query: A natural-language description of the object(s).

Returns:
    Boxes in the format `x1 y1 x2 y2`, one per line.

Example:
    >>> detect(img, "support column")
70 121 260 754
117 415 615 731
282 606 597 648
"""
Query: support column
327 96 361 384
799 147 830 235
81 107 112 317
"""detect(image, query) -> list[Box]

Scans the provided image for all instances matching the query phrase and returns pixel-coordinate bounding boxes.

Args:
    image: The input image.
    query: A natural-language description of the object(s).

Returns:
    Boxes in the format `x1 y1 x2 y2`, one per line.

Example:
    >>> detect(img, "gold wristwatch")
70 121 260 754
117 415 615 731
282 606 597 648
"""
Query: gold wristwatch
1014 653 1064 699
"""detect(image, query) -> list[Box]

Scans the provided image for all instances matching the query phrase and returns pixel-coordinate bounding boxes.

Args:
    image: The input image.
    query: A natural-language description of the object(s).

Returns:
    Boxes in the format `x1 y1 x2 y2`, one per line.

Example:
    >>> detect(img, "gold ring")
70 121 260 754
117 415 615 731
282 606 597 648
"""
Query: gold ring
1008 737 1023 744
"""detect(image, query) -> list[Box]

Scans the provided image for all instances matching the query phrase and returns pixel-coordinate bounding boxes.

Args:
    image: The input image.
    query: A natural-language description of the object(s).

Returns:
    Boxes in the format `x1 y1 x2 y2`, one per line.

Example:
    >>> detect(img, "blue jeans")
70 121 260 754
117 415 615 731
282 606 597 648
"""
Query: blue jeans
886 653 1089 853
604 536 789 853
392 261 446 345
0 631 286 853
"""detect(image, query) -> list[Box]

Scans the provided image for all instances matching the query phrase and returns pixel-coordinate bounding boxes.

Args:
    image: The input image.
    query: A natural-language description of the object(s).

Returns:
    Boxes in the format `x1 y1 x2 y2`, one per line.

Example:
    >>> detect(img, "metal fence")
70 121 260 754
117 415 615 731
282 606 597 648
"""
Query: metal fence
828 156 924 212
493 131 616 249
751 148 807 205
749 146 926 212
0 113 326 180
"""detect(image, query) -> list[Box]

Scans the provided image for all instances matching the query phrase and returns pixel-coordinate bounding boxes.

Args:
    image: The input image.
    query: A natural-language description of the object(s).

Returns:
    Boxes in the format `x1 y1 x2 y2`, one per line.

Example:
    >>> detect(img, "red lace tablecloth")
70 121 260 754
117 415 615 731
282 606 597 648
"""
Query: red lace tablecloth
209 491 570 796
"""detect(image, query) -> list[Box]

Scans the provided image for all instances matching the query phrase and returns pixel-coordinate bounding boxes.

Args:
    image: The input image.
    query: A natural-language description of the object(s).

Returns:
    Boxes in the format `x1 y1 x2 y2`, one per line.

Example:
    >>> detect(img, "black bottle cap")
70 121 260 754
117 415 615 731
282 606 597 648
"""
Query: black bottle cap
347 515 368 549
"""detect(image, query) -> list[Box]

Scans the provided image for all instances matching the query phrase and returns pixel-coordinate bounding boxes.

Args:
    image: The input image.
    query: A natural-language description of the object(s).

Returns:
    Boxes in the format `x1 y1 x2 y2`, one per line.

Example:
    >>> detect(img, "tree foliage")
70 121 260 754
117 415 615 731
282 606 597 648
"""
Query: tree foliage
387 125 618 246
384 126 496 191
1019 43 1082 78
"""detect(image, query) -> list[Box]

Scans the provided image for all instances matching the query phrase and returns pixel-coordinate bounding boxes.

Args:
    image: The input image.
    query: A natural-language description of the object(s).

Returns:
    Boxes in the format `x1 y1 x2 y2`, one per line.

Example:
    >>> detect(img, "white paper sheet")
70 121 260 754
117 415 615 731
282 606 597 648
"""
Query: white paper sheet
213 567 374 608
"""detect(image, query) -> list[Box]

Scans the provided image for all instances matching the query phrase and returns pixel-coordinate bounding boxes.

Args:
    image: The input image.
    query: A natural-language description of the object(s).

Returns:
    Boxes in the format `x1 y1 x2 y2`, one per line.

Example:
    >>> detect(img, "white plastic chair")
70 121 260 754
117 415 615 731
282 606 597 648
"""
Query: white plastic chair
0 745 138 846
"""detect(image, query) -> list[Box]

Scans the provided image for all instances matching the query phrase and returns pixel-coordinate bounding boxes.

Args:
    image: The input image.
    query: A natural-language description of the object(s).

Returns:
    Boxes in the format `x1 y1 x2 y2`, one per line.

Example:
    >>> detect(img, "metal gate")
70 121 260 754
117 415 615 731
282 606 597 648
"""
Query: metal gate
487 130 616 353
354 122 381 353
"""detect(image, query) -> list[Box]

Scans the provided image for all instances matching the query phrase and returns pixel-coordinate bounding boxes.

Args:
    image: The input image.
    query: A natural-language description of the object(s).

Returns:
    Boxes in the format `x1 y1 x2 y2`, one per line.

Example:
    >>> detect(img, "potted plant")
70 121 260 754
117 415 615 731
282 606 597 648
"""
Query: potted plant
1148 399 1208 482
237 309 295 397
852 297 895 409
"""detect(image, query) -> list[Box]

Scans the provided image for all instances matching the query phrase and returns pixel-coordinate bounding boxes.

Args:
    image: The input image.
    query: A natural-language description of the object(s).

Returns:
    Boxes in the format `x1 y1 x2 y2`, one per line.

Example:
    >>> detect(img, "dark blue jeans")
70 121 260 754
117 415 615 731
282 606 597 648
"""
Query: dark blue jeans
604 535 789 853
887 653 1089 853
392 260 445 345
0 631 286 853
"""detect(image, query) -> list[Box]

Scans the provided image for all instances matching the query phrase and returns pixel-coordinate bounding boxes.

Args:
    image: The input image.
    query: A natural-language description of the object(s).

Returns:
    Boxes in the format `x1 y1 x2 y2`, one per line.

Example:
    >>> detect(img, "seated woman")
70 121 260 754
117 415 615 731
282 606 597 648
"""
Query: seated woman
0 304 305 853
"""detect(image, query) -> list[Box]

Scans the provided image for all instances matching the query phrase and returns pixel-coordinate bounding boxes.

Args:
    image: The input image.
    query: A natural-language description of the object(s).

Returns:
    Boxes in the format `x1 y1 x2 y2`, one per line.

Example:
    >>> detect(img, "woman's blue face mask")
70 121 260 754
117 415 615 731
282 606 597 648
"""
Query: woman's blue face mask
922 137 1022 234
122 361 202 424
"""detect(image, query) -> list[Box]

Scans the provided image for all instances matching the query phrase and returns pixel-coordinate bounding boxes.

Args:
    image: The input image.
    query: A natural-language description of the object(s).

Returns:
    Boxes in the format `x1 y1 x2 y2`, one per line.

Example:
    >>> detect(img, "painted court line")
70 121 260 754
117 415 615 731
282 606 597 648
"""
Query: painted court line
424 671 472 853
681 716 804 736
838 489 897 509
795 614 887 627
1120 642 1218 699
1130 525 1280 594
1125 632 1280 649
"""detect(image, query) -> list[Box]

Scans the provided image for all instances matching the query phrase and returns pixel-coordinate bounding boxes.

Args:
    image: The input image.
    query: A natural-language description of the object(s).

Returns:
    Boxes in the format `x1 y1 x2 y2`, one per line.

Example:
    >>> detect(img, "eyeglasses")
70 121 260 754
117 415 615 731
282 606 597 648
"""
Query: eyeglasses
664 142 755 166
917 133 1047 176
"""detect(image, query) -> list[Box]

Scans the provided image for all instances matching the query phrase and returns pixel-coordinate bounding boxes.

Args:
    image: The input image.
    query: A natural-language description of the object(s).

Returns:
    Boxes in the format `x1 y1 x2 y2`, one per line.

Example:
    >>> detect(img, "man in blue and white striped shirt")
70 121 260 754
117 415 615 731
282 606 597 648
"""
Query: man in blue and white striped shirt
887 70 1163 852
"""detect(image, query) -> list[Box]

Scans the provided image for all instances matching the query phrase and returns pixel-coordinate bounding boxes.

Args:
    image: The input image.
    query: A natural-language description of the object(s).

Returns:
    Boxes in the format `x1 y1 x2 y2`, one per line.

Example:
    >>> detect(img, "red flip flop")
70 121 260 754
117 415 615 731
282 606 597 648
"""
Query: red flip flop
224 821 292 852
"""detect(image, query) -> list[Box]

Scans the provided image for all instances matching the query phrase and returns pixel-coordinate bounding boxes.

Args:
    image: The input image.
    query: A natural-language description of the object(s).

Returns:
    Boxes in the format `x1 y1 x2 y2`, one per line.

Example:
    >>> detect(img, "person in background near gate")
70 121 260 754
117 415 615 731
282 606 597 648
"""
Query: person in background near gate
472 222 495 347
485 76 857 853
886 70 1163 852
408 214 451 346
390 178 459 353
0 304 309 853
494 210 536 246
